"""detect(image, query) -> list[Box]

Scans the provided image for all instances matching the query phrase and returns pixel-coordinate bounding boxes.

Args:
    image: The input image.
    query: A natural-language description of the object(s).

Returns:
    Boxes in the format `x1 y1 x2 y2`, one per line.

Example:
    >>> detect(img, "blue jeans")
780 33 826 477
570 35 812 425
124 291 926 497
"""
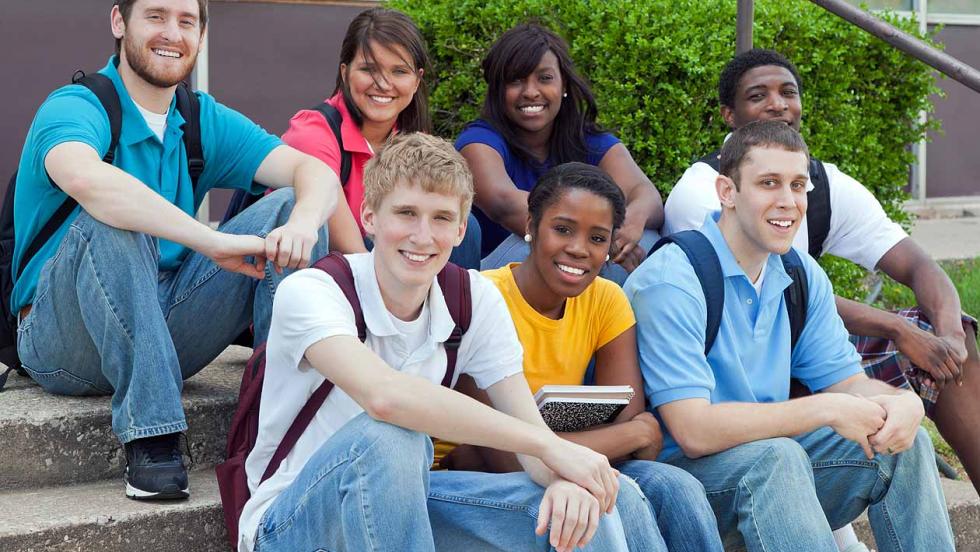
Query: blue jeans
448 212 482 270
481 229 660 286
665 426 954 552
16 188 327 443
254 413 657 552
617 460 724 551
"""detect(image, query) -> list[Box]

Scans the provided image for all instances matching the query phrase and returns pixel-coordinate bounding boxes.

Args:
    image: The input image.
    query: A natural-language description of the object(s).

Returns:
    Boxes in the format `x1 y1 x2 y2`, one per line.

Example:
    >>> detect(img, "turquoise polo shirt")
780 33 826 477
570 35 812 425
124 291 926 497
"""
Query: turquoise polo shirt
11 57 282 312
623 214 862 460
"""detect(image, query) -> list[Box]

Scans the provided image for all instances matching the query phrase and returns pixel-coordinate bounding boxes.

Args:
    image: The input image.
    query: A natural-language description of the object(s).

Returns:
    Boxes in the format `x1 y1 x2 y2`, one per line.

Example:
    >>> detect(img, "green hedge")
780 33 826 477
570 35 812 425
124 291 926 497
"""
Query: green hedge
389 0 940 298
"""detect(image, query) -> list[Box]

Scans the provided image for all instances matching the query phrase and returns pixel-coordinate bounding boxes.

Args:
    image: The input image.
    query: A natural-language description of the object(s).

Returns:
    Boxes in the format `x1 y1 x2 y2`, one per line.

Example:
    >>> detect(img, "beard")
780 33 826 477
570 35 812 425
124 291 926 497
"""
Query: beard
122 36 197 88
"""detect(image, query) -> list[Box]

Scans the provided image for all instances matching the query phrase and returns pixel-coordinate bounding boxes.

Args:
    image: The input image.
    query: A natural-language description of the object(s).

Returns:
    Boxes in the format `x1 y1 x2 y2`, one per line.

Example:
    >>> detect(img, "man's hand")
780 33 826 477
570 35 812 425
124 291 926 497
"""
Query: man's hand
868 392 925 456
895 322 962 387
629 412 663 461
536 479 602 552
824 393 887 459
264 217 320 273
610 221 646 273
204 231 268 279
539 438 619 514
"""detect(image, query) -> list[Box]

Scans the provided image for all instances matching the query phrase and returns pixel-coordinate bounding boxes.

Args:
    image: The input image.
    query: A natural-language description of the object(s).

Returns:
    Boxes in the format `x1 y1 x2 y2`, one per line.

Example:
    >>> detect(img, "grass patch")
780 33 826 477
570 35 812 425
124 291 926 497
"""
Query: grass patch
875 257 980 481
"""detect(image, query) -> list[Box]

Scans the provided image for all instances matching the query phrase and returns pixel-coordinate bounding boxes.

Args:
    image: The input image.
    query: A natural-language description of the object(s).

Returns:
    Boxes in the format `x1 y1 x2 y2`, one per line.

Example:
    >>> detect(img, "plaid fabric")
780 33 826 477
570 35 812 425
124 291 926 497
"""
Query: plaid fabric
850 308 978 416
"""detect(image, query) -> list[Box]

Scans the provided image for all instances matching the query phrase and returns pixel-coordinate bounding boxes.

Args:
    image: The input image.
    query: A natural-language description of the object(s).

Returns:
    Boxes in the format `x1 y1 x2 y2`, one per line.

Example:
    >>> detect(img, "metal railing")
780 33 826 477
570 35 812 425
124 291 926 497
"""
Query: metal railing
736 0 980 94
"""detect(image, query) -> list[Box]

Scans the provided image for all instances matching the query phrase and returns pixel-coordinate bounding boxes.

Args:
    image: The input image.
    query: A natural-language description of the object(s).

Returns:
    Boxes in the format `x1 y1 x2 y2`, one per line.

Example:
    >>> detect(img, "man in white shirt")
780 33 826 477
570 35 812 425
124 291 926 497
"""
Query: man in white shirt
664 50 980 500
240 133 662 552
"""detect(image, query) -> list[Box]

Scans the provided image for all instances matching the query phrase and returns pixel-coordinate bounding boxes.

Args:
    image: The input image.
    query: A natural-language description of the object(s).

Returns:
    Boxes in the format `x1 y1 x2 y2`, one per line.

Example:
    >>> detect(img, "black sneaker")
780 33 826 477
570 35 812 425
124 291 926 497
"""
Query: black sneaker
124 433 190 500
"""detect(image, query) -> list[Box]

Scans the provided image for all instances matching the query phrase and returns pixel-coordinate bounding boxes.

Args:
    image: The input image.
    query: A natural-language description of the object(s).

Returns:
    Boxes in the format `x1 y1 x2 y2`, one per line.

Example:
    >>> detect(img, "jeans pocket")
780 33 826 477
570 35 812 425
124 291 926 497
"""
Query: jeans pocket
21 364 111 396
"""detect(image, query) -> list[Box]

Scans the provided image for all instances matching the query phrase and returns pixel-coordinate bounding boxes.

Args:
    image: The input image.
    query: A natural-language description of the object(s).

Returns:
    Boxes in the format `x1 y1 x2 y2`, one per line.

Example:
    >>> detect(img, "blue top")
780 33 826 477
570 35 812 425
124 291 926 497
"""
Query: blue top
455 119 620 256
11 57 282 311
623 214 862 460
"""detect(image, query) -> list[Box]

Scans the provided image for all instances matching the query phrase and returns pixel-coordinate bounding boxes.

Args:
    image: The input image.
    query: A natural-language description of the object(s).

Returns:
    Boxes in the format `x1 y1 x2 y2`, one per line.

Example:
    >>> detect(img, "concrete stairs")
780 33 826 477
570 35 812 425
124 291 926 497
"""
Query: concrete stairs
2 345 980 551
0 346 249 552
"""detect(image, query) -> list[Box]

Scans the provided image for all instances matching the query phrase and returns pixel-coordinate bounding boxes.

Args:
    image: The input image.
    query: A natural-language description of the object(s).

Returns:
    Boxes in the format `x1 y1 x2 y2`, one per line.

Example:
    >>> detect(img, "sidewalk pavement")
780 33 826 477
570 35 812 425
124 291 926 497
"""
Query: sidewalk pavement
911 216 980 261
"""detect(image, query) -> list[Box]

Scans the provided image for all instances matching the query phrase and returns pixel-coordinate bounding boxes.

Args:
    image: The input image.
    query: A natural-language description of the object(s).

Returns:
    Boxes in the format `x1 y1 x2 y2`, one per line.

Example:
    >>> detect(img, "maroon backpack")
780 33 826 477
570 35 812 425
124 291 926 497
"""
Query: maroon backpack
215 252 472 550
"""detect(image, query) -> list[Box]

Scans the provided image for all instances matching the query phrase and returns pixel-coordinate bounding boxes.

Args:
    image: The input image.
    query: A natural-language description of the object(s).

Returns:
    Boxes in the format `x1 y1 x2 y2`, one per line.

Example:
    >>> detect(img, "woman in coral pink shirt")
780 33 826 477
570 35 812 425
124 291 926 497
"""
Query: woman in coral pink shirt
283 8 480 267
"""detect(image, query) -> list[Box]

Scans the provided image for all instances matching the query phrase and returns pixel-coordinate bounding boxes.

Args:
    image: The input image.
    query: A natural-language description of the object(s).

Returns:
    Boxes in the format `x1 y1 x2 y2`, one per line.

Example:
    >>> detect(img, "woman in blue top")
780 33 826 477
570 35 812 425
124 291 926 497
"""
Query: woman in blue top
457 23 663 284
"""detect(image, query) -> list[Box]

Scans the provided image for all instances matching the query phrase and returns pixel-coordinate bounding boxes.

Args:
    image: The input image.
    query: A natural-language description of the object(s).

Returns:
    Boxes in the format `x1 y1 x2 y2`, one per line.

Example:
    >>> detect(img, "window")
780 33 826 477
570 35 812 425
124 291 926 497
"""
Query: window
846 0 914 9
929 0 980 14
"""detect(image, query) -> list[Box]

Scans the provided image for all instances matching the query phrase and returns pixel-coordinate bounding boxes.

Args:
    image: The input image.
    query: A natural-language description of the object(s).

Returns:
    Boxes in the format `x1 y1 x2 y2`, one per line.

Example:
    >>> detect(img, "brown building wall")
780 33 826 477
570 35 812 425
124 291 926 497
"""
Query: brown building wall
926 24 980 198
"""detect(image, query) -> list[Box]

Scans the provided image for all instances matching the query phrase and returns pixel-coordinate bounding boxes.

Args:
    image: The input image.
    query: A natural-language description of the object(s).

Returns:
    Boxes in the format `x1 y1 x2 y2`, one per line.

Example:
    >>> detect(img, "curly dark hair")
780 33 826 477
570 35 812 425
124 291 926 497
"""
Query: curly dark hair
718 49 802 108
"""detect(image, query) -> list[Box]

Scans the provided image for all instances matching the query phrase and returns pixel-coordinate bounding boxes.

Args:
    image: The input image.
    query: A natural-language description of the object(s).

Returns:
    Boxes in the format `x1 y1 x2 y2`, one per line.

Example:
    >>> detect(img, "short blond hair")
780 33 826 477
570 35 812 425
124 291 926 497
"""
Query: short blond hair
362 133 474 221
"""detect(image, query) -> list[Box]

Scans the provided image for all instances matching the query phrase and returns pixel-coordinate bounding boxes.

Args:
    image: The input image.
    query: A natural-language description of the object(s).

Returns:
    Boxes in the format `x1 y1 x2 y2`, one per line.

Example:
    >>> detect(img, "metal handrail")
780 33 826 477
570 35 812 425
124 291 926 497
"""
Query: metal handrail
736 0 980 94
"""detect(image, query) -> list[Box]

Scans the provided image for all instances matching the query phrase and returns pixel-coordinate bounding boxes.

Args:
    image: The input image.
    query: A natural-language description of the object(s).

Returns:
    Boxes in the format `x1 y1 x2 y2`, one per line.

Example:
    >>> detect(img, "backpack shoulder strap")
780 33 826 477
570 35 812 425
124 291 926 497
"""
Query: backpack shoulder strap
648 231 724 354
805 158 831 258
310 102 352 187
19 72 124 279
73 72 122 165
779 248 809 351
259 252 365 483
696 149 722 172
175 82 204 193
436 262 472 388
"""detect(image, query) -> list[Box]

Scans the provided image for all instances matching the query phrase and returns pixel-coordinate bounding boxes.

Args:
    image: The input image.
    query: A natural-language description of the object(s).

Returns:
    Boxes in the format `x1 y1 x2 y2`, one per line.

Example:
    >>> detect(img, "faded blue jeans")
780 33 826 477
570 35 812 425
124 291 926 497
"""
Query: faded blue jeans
617 460 724 551
16 188 327 443
665 426 954 552
481 229 660 286
254 413 664 552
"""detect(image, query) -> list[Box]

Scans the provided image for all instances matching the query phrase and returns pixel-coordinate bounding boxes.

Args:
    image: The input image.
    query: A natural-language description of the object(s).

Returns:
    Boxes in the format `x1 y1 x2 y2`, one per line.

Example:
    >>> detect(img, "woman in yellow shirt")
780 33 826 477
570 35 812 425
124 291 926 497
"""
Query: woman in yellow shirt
442 162 723 551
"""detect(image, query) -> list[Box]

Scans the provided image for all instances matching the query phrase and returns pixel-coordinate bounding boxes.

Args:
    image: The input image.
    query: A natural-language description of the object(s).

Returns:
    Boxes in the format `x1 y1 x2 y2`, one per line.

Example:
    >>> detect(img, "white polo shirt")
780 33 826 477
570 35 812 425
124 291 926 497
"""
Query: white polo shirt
663 148 907 271
238 252 524 551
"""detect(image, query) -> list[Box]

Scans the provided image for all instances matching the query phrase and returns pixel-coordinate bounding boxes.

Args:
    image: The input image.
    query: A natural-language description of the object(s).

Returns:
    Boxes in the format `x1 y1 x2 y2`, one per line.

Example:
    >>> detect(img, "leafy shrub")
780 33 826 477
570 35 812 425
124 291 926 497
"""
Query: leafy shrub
390 0 939 298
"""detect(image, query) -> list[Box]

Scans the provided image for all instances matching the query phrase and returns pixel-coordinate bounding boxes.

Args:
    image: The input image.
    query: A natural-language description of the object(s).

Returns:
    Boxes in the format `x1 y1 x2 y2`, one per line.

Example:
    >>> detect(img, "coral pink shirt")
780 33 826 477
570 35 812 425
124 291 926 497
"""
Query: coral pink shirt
282 93 375 235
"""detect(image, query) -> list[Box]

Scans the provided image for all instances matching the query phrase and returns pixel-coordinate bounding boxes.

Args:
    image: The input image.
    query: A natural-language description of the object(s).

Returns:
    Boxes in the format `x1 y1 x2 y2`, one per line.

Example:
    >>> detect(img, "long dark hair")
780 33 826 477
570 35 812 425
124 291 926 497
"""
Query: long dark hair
480 23 602 165
334 8 431 133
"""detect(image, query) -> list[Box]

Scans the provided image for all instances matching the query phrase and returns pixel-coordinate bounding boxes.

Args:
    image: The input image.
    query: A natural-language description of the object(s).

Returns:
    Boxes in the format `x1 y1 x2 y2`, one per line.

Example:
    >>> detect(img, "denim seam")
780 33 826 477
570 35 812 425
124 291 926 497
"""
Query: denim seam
170 262 224 308
874 499 903 551
76 231 137 343
352 448 380 552
426 492 537 517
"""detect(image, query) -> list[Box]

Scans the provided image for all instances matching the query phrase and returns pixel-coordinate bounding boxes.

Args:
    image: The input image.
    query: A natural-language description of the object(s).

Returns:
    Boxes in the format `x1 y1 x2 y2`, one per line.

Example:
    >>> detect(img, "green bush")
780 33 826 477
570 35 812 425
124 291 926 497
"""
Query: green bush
390 0 939 298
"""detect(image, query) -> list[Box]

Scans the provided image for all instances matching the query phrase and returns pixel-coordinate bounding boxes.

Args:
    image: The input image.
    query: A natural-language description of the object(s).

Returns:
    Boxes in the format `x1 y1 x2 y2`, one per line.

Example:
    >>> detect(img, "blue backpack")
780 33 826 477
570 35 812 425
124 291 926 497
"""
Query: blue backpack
647 231 809 355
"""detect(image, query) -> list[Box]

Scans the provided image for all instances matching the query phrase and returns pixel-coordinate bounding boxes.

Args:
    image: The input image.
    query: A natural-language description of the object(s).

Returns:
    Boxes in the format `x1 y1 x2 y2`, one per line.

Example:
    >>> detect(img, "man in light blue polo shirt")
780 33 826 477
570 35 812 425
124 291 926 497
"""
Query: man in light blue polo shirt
624 120 953 552
10 0 338 500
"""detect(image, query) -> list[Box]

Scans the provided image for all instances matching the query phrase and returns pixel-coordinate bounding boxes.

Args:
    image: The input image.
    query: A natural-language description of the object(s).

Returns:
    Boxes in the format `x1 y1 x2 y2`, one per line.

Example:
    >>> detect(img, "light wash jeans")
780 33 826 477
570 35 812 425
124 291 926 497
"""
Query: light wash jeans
665 426 954 552
254 413 664 552
16 188 327 443
617 460 724 551
481 229 660 286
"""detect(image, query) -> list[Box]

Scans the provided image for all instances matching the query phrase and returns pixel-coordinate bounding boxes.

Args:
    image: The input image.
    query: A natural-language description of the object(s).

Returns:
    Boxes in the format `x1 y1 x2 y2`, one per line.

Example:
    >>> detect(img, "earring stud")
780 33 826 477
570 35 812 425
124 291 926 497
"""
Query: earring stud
523 234 532 243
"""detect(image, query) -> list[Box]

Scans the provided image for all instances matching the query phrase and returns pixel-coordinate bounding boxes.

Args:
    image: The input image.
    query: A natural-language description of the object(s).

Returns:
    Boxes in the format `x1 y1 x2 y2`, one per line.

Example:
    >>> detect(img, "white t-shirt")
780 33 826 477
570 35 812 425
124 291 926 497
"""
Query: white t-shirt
663 152 907 271
134 102 168 142
237 252 524 551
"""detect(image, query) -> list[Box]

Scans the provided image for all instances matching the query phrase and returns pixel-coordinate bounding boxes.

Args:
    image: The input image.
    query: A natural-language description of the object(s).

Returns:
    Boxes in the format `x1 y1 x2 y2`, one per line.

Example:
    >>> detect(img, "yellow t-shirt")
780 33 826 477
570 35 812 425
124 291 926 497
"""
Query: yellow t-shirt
434 263 636 465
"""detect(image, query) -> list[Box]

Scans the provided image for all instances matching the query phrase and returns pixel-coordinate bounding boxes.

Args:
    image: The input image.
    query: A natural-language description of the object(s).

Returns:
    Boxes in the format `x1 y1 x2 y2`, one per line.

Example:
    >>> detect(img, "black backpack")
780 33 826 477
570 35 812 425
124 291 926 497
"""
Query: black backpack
220 101 351 225
697 150 832 258
0 71 204 389
647 230 809 355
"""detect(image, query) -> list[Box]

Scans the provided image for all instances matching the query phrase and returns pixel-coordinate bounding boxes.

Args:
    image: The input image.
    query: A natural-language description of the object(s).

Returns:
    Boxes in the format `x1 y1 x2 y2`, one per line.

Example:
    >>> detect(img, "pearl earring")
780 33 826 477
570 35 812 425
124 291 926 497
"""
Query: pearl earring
562 92 568 98
524 234 532 243
605 254 610 262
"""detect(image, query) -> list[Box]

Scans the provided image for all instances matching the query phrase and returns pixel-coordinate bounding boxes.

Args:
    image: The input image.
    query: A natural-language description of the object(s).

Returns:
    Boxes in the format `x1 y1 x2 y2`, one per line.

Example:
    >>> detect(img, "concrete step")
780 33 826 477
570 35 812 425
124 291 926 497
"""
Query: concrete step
0 346 251 490
0 469 227 552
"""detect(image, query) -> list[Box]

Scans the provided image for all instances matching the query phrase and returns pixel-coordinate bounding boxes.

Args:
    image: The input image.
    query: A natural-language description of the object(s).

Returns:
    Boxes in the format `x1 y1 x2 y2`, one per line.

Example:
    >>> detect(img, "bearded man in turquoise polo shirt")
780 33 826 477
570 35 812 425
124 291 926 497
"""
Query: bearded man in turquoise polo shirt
624 121 953 552
10 0 338 500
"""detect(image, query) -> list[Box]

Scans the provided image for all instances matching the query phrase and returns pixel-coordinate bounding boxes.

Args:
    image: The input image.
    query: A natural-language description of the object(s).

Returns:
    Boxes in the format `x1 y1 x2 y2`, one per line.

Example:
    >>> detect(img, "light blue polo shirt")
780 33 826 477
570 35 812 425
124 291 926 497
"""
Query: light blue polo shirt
11 56 282 312
623 214 862 460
